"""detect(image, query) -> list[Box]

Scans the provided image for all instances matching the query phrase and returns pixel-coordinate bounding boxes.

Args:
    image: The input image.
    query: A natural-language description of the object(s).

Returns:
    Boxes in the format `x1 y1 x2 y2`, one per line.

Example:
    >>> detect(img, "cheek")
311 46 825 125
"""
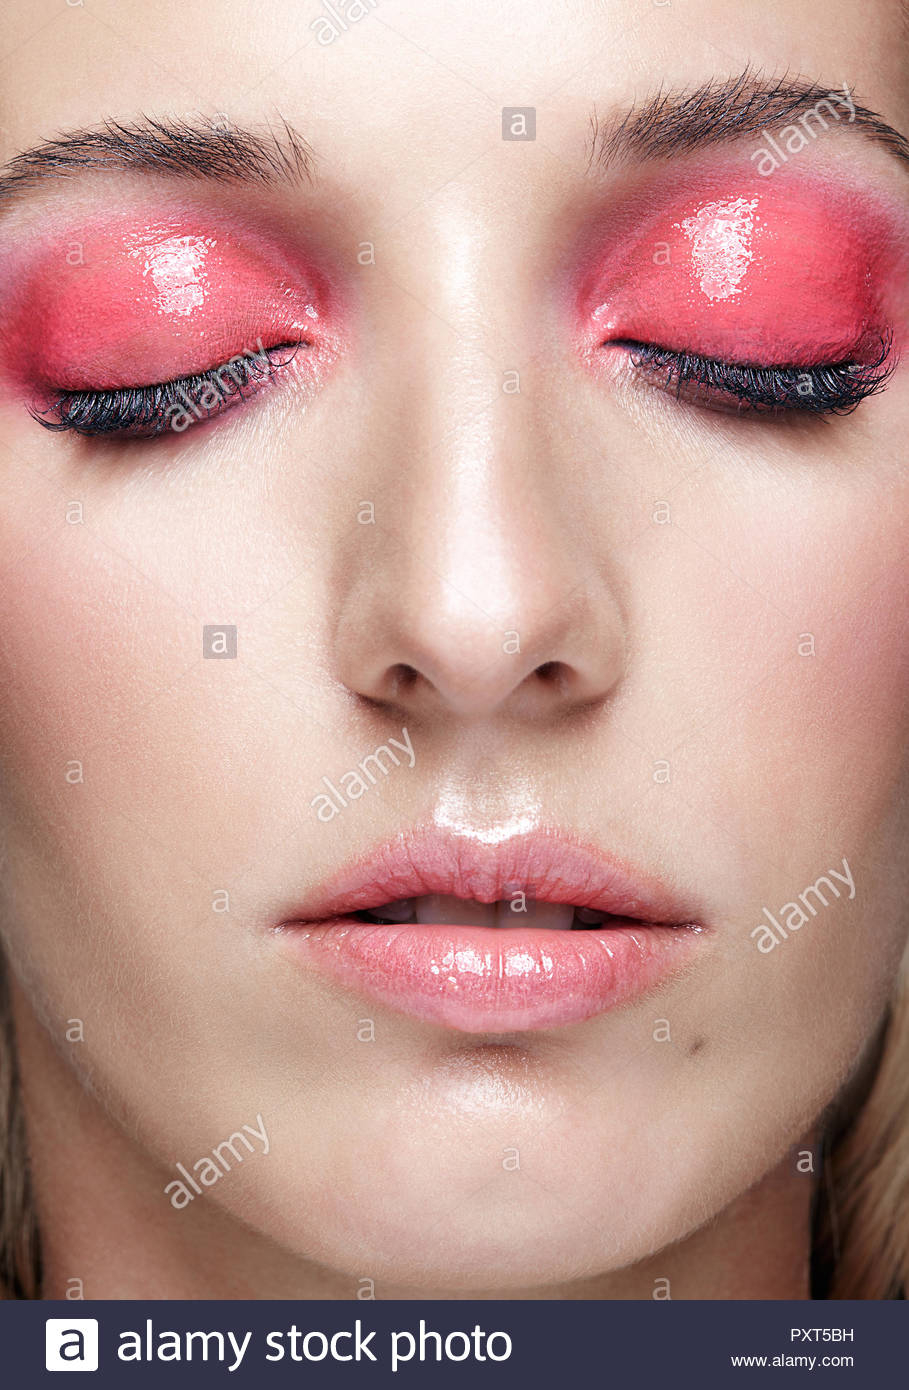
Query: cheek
745 513 909 831
639 505 909 1208
718 494 909 1036
0 504 261 1088
0 529 196 991
621 464 909 960
0 468 326 920
0 517 181 1070
0 448 228 900
0 533 182 804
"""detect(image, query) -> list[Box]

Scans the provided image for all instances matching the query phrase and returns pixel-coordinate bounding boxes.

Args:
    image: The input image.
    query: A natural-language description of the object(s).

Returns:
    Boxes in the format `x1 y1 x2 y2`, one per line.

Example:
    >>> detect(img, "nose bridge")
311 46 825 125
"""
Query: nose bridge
406 224 516 494
395 195 561 623
331 189 626 720
390 335 580 685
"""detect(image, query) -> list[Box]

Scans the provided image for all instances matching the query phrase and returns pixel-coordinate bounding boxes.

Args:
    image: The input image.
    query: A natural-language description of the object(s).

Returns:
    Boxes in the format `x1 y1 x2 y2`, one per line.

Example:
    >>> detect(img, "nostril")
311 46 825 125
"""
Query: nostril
391 663 420 694
534 661 563 685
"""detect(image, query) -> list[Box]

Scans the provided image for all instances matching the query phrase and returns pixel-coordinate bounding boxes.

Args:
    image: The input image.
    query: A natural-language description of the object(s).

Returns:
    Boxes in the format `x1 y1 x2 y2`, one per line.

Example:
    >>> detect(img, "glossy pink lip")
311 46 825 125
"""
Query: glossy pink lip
275 828 707 1033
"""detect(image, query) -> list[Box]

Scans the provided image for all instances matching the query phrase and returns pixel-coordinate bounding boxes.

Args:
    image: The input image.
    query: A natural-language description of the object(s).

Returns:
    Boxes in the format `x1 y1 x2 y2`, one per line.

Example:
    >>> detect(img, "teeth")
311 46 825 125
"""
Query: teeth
368 895 586 929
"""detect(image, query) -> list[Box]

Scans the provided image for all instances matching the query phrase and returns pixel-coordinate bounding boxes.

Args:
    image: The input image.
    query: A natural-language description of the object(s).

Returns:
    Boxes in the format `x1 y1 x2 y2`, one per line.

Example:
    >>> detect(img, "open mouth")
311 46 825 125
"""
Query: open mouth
275 826 707 1034
355 896 648 930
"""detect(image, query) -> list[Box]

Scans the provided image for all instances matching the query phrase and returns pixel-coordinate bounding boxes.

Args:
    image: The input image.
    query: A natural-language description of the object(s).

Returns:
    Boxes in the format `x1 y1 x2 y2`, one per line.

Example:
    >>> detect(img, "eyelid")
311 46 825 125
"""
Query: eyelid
0 210 341 394
32 340 304 438
574 171 907 369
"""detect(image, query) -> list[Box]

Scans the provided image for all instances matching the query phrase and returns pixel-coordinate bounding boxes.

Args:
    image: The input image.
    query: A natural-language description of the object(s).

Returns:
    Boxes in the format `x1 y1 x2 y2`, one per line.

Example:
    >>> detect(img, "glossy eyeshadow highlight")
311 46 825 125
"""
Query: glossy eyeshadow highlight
578 172 908 369
0 209 337 398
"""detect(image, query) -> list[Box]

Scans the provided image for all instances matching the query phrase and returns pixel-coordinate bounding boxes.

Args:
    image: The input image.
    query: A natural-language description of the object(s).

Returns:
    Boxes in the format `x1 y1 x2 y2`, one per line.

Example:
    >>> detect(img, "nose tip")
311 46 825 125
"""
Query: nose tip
336 576 625 721
387 653 603 720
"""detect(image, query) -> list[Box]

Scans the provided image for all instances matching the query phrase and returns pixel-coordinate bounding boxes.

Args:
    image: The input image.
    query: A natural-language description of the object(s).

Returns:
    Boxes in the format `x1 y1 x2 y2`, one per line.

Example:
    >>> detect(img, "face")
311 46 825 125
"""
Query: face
0 0 907 1296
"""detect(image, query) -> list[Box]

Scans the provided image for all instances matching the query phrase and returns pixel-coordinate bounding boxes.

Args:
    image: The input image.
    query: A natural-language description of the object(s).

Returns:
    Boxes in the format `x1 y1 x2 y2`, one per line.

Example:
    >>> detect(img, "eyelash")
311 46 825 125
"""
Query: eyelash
32 342 303 438
614 333 895 416
28 324 896 439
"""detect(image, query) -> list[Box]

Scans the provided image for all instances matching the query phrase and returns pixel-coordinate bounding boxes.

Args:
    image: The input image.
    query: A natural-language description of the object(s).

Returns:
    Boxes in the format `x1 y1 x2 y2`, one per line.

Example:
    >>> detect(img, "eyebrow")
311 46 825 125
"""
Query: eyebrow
588 70 909 175
1 74 905 211
0 115 315 204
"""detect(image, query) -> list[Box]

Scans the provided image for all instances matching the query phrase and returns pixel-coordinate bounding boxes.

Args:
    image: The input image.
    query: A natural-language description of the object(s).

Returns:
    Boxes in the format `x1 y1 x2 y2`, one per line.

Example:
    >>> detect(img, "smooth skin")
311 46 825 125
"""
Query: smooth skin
0 0 907 1298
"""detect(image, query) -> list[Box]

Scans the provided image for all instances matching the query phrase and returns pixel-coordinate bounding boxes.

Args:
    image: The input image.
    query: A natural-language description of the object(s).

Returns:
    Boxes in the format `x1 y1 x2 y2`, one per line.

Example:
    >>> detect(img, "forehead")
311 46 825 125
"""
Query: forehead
0 0 906 184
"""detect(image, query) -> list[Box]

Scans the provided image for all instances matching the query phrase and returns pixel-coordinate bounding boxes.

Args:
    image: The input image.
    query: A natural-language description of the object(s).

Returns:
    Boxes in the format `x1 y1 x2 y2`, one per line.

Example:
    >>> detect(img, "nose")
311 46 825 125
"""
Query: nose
333 384 626 725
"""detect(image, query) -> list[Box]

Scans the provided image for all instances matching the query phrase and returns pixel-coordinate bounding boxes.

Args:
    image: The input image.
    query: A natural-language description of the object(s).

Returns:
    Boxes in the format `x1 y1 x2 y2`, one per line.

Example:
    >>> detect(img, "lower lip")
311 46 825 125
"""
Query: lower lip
279 918 703 1032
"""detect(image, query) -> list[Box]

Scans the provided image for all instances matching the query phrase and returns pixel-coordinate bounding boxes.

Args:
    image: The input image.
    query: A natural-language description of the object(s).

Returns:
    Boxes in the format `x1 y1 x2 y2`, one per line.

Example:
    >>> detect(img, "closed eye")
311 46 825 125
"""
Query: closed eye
611 333 895 417
31 339 304 439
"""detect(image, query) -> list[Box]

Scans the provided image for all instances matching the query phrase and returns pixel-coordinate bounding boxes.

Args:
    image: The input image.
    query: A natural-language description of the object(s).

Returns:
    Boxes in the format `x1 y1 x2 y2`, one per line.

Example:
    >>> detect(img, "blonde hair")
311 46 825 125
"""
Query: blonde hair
0 960 39 1299
819 946 909 1298
0 947 906 1300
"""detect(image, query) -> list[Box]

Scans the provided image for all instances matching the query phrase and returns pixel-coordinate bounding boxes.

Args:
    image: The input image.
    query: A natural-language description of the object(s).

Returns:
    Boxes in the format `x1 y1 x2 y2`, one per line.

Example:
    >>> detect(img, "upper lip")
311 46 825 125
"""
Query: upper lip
279 825 704 927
